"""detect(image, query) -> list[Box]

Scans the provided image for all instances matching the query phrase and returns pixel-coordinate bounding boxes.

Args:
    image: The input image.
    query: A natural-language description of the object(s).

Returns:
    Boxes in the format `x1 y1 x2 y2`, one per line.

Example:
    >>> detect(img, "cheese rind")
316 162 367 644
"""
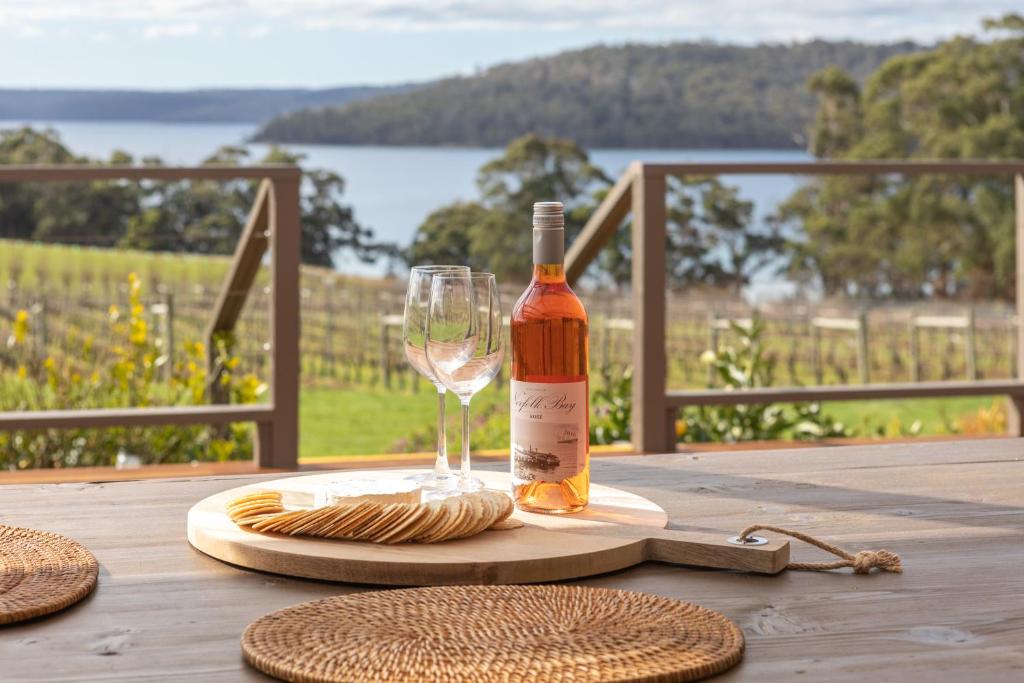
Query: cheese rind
314 479 422 508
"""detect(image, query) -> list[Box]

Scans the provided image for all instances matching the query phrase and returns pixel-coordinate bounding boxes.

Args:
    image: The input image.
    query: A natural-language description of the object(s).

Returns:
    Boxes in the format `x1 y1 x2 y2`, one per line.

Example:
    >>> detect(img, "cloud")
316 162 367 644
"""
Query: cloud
142 21 201 39
0 0 1018 42
244 24 272 39
17 24 45 38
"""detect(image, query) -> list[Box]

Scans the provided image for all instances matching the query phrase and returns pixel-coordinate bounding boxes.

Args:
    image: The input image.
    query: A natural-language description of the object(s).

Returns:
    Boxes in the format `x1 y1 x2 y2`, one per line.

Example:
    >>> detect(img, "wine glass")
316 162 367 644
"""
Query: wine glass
403 265 470 491
425 272 504 492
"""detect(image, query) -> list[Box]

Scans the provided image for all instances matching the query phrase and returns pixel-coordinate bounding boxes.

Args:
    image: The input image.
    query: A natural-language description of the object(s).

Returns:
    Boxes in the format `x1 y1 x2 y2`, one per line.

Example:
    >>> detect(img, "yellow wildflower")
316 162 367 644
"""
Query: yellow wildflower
130 319 148 345
12 309 29 345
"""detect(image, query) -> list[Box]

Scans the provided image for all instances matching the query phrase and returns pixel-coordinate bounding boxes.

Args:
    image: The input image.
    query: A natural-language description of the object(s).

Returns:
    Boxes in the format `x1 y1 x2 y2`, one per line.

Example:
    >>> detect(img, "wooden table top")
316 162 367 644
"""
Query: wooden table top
1 438 1021 682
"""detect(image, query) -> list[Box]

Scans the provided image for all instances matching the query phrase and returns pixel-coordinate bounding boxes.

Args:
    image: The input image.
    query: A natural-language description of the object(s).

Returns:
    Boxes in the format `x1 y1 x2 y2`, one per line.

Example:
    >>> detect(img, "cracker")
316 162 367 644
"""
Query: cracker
232 507 284 524
228 502 284 520
345 502 391 539
324 503 379 538
412 500 450 543
488 517 524 530
375 504 432 545
288 505 344 536
228 491 281 508
228 486 524 544
458 492 492 539
301 507 350 537
252 509 306 533
235 513 283 526
357 504 411 542
432 496 468 543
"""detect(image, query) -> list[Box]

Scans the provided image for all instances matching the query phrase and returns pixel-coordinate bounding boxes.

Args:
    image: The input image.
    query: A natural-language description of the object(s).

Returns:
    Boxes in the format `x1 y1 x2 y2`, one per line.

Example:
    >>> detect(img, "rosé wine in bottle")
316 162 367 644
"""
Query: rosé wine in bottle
510 201 589 513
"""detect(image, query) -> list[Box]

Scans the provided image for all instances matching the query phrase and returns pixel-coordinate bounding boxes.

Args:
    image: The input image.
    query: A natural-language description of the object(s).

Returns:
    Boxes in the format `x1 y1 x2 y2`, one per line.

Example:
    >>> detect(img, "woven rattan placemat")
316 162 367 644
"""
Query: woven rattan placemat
0 525 98 625
242 584 744 682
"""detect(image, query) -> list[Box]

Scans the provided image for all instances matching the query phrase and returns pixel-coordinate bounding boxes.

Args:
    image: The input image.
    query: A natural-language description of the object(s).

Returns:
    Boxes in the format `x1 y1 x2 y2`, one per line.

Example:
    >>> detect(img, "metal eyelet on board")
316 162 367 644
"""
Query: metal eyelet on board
727 535 768 546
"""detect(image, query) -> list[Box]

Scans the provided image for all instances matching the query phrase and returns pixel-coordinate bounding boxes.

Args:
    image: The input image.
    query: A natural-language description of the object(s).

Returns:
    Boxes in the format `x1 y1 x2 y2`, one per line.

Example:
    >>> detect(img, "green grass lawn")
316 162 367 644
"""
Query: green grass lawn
823 396 1001 437
300 386 505 458
301 386 1005 459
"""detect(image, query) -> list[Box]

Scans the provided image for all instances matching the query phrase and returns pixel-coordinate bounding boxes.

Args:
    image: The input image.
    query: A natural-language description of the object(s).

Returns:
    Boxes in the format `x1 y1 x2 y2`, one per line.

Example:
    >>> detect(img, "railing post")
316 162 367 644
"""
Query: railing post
630 164 674 453
256 175 301 468
706 312 718 387
162 292 175 379
380 319 391 390
206 180 272 404
811 317 823 385
856 309 870 385
965 306 977 381
908 312 920 383
1010 175 1024 436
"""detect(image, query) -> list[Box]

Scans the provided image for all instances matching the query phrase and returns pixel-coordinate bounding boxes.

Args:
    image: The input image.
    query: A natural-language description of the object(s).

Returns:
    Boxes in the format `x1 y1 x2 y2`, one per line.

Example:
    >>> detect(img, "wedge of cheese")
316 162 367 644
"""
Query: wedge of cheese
313 479 422 508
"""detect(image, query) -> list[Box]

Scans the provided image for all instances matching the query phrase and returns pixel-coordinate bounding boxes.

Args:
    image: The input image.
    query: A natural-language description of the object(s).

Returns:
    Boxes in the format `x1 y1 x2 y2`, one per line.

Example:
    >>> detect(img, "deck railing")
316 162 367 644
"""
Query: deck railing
565 161 1024 452
4 161 1022 469
0 165 301 468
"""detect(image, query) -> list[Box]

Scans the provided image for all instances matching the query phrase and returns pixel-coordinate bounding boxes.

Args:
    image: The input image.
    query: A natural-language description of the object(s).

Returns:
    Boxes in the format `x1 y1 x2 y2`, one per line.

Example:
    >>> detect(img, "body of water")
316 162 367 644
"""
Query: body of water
3 120 810 298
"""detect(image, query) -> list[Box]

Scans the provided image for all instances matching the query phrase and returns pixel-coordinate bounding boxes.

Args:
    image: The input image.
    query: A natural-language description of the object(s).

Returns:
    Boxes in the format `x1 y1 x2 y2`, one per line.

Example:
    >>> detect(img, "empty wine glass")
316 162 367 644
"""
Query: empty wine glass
425 272 504 492
403 265 470 491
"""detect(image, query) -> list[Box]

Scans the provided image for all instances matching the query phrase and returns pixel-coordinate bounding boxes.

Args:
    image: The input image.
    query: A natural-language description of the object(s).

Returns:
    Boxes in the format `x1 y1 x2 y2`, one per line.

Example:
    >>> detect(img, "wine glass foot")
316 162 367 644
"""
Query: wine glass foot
457 476 485 493
405 471 458 490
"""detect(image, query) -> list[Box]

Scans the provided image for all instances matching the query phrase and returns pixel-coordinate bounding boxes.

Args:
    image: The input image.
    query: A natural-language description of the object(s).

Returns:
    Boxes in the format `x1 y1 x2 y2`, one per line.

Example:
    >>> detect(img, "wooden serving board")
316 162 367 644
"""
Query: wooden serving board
187 469 789 585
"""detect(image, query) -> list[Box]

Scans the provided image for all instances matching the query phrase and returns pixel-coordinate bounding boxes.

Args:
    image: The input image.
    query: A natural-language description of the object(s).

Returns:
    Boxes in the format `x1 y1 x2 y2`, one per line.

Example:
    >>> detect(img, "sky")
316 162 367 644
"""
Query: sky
0 1 1019 89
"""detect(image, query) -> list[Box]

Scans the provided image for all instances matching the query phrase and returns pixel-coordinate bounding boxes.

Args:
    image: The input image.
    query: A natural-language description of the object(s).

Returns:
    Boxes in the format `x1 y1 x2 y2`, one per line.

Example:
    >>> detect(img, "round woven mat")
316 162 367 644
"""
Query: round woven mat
242 585 744 683
0 525 98 625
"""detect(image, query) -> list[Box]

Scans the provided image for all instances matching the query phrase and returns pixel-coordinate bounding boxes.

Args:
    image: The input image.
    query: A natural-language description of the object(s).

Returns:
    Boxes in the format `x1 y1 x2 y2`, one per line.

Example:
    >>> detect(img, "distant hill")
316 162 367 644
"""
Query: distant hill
254 40 918 148
0 85 415 123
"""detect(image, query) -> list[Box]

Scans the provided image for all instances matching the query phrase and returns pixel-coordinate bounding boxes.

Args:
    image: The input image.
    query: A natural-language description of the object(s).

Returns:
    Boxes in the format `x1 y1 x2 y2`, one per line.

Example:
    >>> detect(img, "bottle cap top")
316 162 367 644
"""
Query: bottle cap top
533 201 564 229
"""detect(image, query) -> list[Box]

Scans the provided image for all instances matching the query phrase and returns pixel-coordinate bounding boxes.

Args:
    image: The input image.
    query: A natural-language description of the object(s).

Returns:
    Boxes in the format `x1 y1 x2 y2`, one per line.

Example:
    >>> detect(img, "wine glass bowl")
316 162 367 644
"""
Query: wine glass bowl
425 272 504 492
402 265 471 491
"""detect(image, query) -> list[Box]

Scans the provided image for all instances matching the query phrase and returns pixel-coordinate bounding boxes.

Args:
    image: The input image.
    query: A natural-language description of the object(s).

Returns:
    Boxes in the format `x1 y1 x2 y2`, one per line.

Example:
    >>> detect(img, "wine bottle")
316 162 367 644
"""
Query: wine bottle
510 201 590 513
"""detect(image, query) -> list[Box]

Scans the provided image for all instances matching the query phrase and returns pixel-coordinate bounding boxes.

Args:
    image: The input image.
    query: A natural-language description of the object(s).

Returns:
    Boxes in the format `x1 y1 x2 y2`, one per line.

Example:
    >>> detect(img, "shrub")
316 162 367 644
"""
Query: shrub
590 367 632 445
678 316 849 442
0 274 264 469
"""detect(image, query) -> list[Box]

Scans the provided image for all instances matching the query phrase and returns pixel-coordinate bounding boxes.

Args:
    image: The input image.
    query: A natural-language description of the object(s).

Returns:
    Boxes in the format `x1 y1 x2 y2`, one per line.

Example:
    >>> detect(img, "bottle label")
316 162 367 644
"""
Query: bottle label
510 379 587 484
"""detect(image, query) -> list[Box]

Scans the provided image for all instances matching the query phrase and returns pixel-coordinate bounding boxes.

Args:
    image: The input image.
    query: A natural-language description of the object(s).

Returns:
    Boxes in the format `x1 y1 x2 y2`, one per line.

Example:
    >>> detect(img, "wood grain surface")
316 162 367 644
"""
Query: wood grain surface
0 438 1021 681
187 470 787 584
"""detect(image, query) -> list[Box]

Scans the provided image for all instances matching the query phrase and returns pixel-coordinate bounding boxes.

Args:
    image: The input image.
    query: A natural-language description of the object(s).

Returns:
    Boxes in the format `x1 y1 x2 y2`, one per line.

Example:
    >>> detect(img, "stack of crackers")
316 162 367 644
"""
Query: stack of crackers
226 489 521 544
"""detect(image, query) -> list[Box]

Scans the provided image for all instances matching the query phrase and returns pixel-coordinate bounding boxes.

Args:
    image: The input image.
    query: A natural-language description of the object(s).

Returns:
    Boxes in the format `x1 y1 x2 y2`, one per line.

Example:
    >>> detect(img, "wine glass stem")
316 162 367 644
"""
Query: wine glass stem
434 388 451 477
460 400 471 482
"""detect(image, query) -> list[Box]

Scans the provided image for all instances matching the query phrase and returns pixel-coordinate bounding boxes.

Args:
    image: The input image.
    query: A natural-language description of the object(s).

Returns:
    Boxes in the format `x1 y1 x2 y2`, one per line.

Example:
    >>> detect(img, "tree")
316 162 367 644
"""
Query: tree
806 66 862 158
775 15 1024 301
0 128 139 246
0 126 389 268
120 147 249 254
123 145 390 267
254 41 915 149
263 147 384 268
406 202 490 269
597 176 781 293
407 133 775 291
406 134 609 282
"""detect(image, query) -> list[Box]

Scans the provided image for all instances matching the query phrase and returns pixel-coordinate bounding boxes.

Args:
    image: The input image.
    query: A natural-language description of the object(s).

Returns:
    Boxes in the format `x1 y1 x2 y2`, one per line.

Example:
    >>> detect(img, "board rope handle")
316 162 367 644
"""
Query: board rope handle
738 524 902 574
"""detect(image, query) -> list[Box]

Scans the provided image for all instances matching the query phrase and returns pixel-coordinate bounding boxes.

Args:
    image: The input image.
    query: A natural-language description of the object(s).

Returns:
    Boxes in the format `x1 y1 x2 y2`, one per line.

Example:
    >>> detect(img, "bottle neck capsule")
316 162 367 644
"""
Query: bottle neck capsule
533 225 564 266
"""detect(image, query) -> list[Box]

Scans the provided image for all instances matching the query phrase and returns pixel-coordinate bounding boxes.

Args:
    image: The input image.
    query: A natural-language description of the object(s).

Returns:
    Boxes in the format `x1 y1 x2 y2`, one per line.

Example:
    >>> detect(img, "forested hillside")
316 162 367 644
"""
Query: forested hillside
254 40 917 148
0 85 413 123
